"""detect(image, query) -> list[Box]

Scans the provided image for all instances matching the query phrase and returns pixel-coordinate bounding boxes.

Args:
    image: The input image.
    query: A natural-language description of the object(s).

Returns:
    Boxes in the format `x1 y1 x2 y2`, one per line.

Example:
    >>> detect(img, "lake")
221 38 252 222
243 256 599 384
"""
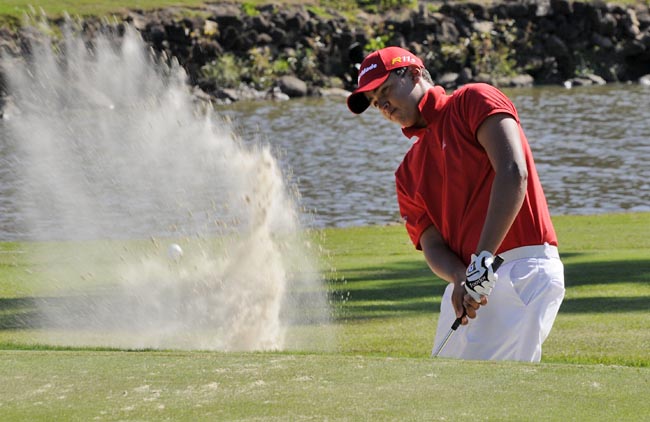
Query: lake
1 83 648 239
220 83 650 228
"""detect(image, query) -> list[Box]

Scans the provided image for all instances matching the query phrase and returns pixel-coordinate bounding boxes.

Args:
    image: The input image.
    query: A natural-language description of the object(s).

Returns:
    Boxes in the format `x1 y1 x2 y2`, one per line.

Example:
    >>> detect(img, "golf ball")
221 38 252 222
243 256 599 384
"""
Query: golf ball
167 243 183 261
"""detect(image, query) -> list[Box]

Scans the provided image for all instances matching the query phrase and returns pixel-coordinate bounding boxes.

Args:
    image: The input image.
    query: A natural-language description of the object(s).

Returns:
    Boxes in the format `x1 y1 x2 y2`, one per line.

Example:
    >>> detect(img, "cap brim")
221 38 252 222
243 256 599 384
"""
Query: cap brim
346 73 390 114
347 91 371 114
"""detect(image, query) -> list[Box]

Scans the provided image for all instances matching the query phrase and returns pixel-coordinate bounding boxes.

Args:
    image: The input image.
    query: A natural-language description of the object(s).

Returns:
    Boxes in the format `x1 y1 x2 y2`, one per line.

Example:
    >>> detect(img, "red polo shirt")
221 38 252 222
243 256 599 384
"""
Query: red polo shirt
395 84 557 265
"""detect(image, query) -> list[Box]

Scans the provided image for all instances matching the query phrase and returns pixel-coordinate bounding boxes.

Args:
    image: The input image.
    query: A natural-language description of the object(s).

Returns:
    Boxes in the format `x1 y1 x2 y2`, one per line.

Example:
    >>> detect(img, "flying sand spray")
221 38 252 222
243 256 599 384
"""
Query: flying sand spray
1 21 332 351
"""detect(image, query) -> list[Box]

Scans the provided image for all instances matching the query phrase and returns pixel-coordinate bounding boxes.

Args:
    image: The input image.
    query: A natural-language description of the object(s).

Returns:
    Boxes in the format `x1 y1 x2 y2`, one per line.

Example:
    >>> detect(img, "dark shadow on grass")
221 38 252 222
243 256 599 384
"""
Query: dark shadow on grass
342 300 439 320
0 288 332 331
0 294 174 330
0 298 39 329
559 296 650 313
329 256 650 321
564 259 650 287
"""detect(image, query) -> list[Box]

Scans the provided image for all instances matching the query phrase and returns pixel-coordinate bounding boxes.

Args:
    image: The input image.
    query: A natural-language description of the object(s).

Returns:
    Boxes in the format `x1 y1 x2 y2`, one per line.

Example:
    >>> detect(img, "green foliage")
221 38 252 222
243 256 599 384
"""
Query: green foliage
287 47 320 83
469 21 519 77
365 34 390 52
200 53 242 89
306 5 336 19
272 58 291 75
241 1 260 17
244 47 272 89
199 47 312 91
356 0 417 13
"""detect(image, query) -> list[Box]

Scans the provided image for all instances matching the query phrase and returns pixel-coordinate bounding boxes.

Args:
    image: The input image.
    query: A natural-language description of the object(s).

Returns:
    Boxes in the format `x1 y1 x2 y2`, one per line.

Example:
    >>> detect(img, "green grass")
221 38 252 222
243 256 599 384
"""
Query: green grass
0 213 649 420
1 350 647 421
0 0 360 22
319 213 650 366
1 0 646 20
0 1 206 19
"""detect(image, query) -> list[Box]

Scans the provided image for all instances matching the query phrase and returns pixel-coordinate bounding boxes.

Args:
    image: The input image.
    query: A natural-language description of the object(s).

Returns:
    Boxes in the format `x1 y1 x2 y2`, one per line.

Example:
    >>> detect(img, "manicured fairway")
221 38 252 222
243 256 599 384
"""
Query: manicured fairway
0 350 647 421
0 213 649 420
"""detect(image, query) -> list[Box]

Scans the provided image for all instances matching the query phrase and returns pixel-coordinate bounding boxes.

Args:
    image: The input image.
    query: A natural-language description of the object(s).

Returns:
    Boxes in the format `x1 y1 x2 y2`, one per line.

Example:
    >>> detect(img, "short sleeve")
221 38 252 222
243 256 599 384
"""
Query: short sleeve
459 83 519 137
396 177 432 250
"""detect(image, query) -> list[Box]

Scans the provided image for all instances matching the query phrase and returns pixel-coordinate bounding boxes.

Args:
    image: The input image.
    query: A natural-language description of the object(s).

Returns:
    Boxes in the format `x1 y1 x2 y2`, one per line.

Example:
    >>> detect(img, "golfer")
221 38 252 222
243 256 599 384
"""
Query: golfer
346 46 565 362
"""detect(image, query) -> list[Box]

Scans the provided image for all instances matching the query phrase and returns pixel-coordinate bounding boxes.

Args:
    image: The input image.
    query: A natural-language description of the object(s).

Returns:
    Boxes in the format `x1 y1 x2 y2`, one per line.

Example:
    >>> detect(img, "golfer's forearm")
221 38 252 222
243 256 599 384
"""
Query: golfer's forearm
477 167 527 253
420 231 466 284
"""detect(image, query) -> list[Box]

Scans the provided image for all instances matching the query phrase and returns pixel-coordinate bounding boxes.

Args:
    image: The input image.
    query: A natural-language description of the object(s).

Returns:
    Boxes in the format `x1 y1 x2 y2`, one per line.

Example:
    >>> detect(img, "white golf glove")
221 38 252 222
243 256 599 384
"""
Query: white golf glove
465 250 499 302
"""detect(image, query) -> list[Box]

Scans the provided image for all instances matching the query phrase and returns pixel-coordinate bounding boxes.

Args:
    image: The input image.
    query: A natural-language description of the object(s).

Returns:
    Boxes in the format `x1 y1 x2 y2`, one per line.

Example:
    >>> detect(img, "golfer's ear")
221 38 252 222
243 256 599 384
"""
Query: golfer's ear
410 66 422 82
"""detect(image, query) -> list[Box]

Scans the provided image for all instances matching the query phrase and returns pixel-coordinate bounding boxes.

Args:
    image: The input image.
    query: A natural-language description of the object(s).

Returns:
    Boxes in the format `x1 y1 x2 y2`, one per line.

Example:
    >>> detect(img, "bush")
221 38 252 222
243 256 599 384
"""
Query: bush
201 53 242 89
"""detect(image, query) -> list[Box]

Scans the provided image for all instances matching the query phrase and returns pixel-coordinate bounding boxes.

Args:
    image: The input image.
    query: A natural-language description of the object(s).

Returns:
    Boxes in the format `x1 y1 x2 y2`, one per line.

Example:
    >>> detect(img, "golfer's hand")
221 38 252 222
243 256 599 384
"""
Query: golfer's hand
451 282 470 325
452 282 487 325
464 251 499 302
463 291 487 321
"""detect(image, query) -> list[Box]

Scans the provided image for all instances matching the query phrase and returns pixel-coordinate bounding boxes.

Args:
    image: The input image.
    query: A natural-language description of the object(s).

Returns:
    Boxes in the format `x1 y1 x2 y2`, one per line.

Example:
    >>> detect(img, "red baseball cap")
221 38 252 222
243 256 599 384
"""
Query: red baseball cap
347 46 424 114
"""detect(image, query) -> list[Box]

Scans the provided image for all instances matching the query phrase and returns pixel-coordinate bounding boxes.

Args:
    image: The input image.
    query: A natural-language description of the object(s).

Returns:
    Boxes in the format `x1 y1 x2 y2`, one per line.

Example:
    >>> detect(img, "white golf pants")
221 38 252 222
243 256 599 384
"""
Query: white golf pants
433 243 565 362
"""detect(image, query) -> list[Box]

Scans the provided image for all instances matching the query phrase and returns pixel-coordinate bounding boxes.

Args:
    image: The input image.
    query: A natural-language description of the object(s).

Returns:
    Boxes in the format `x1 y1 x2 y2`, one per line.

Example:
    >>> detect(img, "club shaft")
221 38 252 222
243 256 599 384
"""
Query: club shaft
431 315 463 357
430 256 504 358
431 327 453 357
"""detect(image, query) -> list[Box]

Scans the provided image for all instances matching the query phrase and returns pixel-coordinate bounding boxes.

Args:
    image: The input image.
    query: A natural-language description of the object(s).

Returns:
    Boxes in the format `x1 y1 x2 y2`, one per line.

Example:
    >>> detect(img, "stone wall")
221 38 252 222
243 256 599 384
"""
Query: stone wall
1 1 650 104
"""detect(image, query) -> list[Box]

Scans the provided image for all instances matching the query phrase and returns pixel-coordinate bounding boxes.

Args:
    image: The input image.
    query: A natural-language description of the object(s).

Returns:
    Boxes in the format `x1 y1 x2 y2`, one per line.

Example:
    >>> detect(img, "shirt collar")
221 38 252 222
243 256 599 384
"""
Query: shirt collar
401 85 448 139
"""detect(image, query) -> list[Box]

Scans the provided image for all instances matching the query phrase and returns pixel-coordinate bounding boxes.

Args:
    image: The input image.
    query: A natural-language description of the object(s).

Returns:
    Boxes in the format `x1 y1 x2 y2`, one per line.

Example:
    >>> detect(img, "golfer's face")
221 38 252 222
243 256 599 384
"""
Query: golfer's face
365 68 420 127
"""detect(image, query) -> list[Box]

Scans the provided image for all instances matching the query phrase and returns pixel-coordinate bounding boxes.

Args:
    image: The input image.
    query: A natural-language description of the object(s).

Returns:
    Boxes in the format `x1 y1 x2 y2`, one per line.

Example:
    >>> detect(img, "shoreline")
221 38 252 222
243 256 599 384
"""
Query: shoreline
0 1 649 106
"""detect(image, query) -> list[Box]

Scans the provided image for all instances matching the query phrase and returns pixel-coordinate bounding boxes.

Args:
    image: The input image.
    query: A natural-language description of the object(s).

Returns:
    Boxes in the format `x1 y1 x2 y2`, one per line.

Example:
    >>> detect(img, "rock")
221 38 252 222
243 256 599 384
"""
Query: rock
437 72 460 88
566 77 594 86
506 74 535 87
203 20 218 36
257 32 273 45
128 13 148 31
474 73 496 85
277 75 308 97
551 0 572 15
266 86 290 101
504 3 530 18
146 23 167 48
2 0 649 105
618 39 646 57
585 74 607 85
534 0 553 17
439 19 460 43
640 32 650 49
621 9 641 37
545 35 569 57
458 67 473 84
592 33 614 50
165 23 190 45
596 12 618 36
191 85 214 106
635 4 650 27
472 21 493 34
639 74 650 85
319 88 350 97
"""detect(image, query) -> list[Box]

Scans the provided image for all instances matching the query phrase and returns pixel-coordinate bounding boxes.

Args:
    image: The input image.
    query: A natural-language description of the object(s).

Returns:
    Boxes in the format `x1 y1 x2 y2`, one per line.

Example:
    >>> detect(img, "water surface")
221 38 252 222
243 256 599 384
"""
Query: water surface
220 83 650 228
1 83 648 237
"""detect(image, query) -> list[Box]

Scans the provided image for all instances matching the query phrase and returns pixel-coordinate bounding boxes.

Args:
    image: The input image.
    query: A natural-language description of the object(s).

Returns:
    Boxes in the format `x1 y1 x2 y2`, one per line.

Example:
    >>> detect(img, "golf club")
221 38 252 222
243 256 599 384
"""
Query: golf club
431 255 504 358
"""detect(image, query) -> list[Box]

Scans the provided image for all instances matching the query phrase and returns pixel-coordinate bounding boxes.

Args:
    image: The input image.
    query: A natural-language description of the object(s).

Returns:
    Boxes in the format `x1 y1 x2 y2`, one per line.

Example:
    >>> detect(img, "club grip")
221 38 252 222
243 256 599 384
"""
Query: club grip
492 255 504 271
450 255 504 331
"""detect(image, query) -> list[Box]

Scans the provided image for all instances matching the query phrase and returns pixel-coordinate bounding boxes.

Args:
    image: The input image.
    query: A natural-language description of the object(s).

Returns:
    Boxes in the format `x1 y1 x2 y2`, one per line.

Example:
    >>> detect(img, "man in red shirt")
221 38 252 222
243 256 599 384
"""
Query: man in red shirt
346 46 565 361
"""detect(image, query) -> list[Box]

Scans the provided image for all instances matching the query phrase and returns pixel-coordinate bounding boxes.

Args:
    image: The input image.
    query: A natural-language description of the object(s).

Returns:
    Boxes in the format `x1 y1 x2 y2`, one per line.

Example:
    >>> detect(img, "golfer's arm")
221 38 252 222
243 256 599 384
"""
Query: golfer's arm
475 113 528 254
420 225 466 285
